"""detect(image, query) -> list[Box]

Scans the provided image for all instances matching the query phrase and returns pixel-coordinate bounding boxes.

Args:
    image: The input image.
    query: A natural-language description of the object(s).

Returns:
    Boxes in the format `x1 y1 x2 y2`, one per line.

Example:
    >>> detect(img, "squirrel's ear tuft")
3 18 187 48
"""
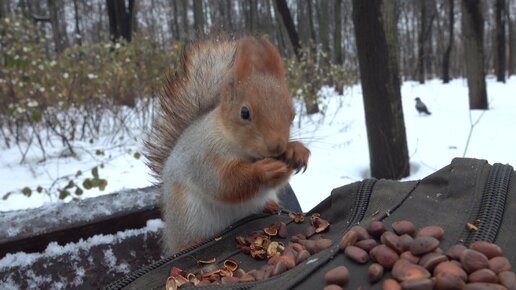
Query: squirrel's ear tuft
234 37 285 84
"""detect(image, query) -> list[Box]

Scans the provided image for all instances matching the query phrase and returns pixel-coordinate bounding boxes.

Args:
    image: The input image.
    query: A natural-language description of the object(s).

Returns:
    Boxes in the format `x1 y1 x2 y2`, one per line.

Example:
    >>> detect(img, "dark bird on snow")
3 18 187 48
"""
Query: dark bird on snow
415 97 431 115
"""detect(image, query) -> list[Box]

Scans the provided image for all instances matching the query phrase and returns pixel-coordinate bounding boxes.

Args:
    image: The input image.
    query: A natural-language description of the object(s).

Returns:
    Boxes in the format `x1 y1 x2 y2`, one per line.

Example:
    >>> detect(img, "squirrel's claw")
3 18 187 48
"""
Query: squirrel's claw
283 141 310 174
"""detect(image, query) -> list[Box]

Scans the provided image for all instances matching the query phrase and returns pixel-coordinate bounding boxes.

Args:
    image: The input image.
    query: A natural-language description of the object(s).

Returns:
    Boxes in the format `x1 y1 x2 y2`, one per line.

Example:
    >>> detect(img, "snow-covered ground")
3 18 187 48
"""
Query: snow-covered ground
1 77 515 212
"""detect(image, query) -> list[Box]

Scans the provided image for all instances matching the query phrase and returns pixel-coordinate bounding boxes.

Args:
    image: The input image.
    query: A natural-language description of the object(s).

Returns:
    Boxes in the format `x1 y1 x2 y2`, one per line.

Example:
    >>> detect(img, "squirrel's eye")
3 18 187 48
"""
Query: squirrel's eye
240 106 251 121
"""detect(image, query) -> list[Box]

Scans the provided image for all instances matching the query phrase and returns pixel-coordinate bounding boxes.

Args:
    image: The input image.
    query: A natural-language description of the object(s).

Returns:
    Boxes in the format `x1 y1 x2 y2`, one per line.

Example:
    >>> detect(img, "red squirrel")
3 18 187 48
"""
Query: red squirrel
144 36 310 254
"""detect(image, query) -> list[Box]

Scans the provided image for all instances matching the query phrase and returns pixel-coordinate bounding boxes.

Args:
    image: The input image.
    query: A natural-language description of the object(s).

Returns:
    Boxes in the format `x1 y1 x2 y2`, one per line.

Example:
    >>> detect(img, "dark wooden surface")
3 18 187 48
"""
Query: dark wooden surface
0 204 161 258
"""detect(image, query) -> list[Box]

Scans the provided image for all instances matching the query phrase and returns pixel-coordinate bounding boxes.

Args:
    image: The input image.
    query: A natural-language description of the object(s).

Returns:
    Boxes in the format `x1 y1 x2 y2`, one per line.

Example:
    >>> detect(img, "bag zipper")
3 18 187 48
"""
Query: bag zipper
251 178 378 290
102 213 273 290
173 179 380 290
461 163 513 245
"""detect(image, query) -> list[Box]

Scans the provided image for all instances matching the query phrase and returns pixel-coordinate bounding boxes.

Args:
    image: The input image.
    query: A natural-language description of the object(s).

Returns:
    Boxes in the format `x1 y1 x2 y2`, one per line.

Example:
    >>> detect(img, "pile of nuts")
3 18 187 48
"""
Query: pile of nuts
165 214 516 290
326 219 516 290
165 212 333 289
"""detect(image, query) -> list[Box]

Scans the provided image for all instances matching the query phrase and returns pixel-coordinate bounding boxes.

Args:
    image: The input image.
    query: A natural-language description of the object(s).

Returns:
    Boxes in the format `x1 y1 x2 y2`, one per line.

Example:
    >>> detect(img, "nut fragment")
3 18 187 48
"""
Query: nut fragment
223 258 238 272
266 241 280 258
264 224 279 237
288 212 305 223
311 215 330 233
198 257 217 265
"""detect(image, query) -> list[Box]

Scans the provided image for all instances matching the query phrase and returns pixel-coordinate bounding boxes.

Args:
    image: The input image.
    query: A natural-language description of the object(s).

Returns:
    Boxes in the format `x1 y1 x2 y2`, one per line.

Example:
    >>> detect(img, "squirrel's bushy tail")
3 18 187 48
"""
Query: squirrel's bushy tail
144 38 236 180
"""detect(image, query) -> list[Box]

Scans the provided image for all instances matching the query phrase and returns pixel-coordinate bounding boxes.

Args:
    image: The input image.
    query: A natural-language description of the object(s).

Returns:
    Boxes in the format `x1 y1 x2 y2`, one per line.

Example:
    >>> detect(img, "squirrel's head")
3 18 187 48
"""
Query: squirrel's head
220 37 294 160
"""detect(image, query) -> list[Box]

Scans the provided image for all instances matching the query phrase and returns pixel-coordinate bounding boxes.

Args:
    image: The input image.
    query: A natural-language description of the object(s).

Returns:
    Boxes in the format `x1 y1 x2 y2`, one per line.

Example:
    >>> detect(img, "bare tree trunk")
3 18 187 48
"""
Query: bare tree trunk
106 0 135 42
193 0 204 35
442 0 454 83
353 0 410 179
298 1 311 46
272 0 291 54
334 0 343 64
417 1 426 83
495 0 506 82
48 0 69 53
170 0 180 39
462 0 488 110
72 0 82 46
0 0 7 18
275 0 301 57
181 0 189 39
249 0 258 32
319 0 330 56
509 0 516 76
226 0 233 31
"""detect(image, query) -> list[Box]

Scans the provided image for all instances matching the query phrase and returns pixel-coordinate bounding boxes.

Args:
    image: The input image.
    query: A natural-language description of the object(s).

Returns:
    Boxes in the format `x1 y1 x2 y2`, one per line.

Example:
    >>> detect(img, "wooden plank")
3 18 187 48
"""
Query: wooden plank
0 205 161 258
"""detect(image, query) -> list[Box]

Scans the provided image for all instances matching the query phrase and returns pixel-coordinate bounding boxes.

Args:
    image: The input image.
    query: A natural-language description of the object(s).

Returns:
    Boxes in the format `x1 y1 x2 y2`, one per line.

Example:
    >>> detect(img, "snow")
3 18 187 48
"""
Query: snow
0 77 515 214
0 187 158 238
290 77 516 210
0 219 163 270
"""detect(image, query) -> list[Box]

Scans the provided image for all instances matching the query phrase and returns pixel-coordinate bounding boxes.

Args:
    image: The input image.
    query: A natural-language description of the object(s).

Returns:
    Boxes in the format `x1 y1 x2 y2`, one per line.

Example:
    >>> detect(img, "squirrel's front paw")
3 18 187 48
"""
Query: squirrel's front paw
282 141 310 173
254 158 291 187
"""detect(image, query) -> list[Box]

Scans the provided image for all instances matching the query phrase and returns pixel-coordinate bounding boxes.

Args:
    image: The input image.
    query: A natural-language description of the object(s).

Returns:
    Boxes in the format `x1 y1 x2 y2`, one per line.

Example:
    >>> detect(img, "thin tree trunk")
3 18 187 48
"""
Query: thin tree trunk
352 0 410 179
334 0 343 64
182 0 188 39
72 0 82 46
275 0 301 57
106 0 135 42
442 0 454 83
48 0 68 53
461 0 488 110
170 0 180 39
509 1 516 76
495 0 506 82
319 0 329 56
307 1 316 45
0 0 7 18
417 1 426 83
193 0 204 35
272 0 290 55
226 0 233 31
249 0 258 32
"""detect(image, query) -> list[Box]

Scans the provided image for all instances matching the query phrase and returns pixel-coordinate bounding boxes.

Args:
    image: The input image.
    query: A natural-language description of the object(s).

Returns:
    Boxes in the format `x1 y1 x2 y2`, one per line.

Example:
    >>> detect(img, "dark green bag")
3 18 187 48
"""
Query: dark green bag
104 158 515 290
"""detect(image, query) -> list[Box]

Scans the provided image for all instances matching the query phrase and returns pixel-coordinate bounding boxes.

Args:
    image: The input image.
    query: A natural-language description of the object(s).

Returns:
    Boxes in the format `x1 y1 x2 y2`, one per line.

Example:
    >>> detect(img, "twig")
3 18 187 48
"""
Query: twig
462 109 487 157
